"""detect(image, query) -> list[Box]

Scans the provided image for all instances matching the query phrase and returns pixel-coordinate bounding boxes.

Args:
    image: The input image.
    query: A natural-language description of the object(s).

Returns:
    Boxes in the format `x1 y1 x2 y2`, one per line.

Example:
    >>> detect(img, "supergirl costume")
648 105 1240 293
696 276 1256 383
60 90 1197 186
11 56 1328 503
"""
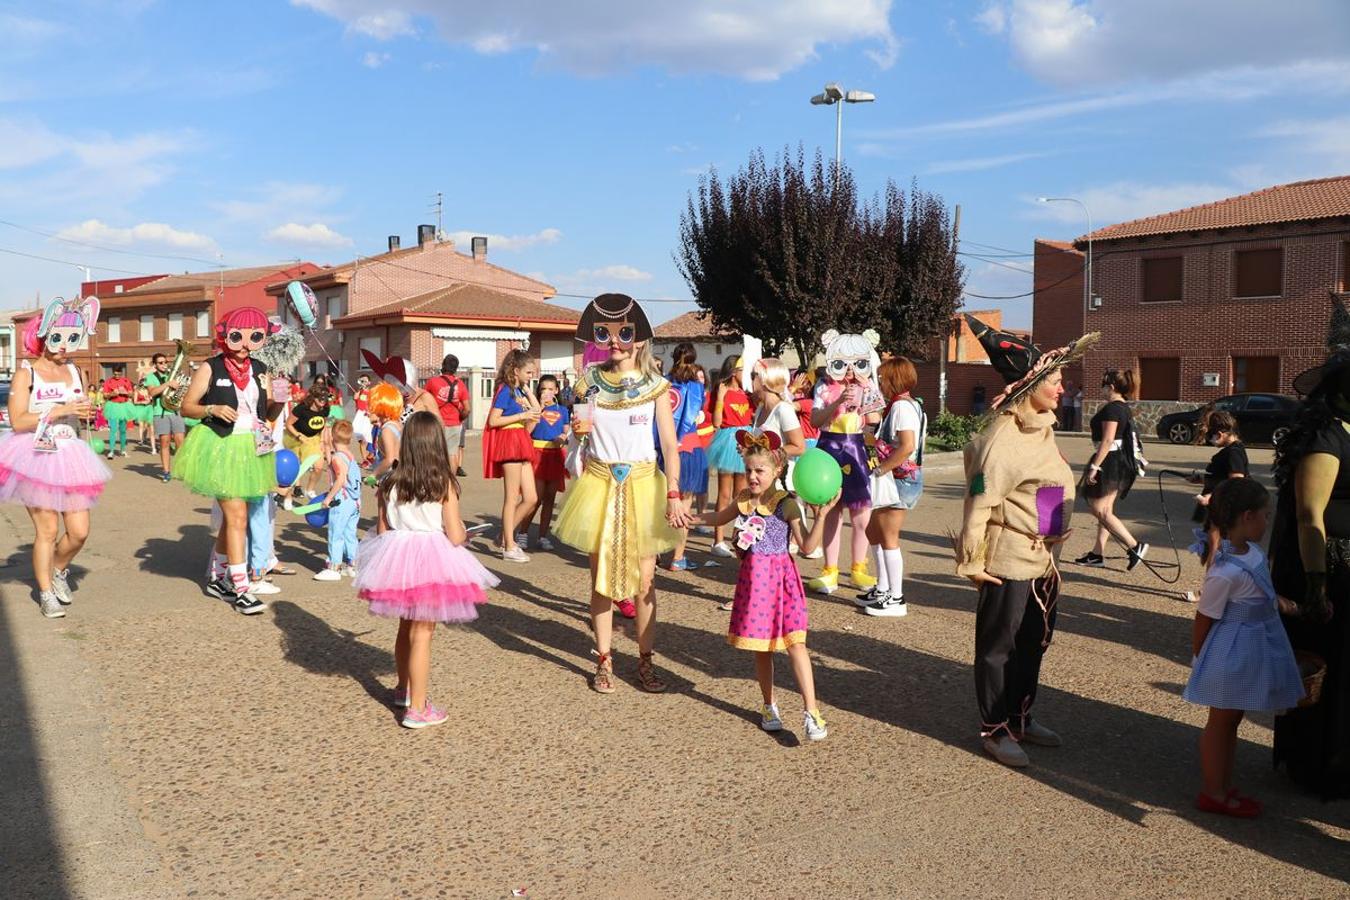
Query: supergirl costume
0 361 111 511
554 366 680 600
706 381 753 474
726 490 810 651
482 384 535 479
956 316 1096 742
531 403 570 489
672 378 708 494
355 487 498 623
172 355 277 500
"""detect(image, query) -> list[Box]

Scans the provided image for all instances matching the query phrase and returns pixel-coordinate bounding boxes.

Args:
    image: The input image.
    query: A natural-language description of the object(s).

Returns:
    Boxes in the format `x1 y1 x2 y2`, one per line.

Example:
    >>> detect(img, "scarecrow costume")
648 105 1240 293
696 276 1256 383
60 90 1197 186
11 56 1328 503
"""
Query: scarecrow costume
955 315 1097 759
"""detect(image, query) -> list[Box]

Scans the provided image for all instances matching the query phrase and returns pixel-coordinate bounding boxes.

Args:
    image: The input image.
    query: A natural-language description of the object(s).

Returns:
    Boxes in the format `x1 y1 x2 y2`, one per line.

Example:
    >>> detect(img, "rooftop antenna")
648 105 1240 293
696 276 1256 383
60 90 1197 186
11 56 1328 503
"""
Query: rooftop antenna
431 191 443 240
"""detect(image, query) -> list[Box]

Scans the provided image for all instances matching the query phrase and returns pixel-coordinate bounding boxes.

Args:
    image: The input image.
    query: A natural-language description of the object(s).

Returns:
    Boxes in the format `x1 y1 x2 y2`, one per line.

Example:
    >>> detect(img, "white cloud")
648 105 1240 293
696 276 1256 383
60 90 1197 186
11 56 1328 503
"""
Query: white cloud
217 182 346 225
361 51 390 68
265 222 355 247
572 265 653 282
444 227 562 252
1259 116 1350 173
925 151 1051 174
56 219 215 250
1024 180 1236 231
990 0 1350 87
973 3 1006 34
291 0 897 81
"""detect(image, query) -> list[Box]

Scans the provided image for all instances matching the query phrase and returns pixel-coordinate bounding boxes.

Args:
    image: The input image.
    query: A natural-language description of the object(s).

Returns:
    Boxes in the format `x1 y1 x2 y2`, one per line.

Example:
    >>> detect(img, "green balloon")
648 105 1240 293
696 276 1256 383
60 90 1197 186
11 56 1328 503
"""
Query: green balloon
791 447 843 506
89 437 105 454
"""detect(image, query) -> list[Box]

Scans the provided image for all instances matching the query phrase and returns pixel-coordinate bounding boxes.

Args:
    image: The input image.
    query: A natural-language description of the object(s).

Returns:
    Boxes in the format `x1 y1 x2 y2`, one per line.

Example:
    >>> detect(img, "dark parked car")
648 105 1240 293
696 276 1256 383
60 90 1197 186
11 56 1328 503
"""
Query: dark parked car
1156 393 1299 446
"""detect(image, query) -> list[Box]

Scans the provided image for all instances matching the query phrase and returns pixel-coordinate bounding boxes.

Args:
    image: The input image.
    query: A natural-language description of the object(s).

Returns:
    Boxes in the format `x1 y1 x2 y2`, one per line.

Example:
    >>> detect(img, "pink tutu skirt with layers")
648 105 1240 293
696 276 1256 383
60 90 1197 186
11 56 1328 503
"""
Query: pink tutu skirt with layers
0 432 111 512
355 530 499 623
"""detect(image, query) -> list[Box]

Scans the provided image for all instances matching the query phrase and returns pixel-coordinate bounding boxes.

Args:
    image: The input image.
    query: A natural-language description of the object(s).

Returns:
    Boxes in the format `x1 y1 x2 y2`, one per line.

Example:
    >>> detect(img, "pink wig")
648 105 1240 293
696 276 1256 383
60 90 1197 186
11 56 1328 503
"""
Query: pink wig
214 306 280 350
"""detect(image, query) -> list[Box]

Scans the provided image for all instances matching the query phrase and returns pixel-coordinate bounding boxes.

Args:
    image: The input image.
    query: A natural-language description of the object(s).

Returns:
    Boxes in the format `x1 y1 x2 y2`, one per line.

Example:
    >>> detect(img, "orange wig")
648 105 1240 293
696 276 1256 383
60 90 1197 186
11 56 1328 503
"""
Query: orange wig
367 383 404 421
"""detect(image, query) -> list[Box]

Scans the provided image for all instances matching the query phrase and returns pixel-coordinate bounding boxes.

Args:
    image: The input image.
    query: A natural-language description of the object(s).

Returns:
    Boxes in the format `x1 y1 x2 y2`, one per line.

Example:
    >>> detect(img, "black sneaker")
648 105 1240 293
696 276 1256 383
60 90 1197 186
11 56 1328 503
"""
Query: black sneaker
456 467 467 478
1074 552 1105 567
232 593 266 615
853 586 879 608
864 593 908 618
1127 542 1150 572
205 576 238 600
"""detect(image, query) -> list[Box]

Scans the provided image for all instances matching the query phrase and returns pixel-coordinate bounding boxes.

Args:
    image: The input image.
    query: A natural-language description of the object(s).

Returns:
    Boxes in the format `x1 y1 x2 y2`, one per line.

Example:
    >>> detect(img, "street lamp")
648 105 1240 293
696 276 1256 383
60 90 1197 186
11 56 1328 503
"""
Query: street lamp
1038 196 1094 314
810 82 875 186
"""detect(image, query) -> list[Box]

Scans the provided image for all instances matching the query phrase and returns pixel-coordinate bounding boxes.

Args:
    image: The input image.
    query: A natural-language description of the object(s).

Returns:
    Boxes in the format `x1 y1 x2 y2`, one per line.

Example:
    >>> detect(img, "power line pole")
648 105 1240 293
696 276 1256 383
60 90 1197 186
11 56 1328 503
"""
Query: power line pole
432 192 444 240
940 203 961 416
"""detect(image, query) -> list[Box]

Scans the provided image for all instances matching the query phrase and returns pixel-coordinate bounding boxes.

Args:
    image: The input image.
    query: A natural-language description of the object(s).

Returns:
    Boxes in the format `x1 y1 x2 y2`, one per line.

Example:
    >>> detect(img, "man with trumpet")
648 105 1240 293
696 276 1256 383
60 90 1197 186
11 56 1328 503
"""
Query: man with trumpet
144 346 190 483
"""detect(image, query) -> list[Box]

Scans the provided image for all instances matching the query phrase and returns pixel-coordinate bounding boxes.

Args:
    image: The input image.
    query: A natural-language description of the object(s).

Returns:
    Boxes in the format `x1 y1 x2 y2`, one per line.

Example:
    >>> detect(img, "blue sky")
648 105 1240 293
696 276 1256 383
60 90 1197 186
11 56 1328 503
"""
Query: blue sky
2 0 1348 328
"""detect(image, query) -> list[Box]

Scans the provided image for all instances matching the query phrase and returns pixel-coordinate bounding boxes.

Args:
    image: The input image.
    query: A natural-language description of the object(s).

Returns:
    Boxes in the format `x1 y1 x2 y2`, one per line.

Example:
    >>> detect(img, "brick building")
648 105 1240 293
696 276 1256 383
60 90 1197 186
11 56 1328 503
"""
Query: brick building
268 227 580 428
1035 175 1350 431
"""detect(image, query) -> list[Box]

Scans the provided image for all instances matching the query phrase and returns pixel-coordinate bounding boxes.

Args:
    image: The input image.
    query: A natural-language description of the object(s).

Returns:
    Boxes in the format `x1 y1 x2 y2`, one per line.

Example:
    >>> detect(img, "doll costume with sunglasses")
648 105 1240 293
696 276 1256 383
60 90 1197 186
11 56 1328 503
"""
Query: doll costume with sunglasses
0 297 112 511
813 330 884 511
172 309 280 501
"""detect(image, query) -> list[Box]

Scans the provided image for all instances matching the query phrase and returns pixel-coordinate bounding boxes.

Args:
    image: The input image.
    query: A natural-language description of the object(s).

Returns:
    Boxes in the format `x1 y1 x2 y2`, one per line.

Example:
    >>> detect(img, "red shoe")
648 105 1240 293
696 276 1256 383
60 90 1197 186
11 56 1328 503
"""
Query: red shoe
1227 788 1263 814
1195 791 1260 818
614 598 637 619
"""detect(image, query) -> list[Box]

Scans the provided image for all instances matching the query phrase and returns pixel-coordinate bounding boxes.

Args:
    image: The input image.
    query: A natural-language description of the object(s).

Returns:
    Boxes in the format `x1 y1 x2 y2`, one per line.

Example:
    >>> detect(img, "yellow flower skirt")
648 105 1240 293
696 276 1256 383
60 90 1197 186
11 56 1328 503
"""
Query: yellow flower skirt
554 459 679 600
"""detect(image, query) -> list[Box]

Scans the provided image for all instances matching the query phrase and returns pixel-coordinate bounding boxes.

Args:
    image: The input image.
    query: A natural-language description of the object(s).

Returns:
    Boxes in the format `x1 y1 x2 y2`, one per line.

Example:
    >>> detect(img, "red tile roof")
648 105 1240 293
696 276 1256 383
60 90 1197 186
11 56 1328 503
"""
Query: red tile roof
1080 175 1350 244
123 264 311 293
334 282 578 326
653 310 734 339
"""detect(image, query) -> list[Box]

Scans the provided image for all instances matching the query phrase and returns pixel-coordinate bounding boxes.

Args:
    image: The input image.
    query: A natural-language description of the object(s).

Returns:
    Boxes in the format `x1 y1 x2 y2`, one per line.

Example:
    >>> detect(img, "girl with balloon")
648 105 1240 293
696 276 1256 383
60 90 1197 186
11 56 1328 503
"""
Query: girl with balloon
174 306 284 615
0 297 111 618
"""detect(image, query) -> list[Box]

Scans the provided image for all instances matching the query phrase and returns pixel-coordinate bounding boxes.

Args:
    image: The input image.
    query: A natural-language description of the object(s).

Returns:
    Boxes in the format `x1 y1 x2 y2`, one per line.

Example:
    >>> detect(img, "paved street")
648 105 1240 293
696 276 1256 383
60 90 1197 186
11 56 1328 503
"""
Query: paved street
2 434 1348 899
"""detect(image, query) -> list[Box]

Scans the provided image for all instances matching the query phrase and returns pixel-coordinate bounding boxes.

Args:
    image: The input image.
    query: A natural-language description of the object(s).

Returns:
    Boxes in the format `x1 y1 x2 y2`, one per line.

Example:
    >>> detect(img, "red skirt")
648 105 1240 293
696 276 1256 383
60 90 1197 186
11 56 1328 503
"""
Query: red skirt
482 427 534 479
532 446 567 489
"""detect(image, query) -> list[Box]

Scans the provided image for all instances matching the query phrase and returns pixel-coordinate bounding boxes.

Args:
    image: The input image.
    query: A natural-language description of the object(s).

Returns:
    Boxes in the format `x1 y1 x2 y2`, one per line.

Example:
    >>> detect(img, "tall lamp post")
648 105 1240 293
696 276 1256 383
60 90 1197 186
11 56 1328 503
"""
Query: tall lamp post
1037 196 1094 315
810 82 875 186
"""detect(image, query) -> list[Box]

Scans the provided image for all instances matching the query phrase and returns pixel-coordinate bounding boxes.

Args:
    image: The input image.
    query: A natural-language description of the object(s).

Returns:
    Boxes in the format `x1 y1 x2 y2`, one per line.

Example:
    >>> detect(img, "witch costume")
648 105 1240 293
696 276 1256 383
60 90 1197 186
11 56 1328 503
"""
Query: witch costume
955 316 1097 765
1269 297 1350 798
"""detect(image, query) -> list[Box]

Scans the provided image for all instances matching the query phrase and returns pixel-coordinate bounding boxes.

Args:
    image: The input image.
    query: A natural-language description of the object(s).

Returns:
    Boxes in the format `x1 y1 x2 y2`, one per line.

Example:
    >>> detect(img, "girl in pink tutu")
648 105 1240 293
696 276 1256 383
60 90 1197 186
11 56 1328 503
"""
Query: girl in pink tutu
354 411 499 729
0 298 112 619
694 430 835 741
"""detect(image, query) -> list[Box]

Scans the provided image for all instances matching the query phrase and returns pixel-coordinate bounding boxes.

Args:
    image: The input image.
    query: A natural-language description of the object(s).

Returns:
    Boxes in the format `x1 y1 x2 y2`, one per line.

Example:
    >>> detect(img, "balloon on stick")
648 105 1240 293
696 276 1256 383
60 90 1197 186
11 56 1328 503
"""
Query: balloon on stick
284 281 318 329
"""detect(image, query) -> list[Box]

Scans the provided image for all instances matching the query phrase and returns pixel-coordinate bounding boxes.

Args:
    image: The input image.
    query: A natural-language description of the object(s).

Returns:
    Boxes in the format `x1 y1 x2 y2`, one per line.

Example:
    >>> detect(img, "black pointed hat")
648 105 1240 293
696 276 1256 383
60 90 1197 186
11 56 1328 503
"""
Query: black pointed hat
964 313 1098 413
1292 295 1350 396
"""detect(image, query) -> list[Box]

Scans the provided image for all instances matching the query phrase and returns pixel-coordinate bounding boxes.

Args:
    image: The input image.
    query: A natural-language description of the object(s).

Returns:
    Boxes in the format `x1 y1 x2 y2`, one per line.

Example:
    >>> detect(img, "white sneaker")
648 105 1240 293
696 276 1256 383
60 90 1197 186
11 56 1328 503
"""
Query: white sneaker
248 580 281 595
711 542 735 558
312 568 342 582
339 564 357 578
804 709 829 741
39 590 65 619
864 593 908 618
760 703 784 732
801 546 824 560
502 547 530 563
983 735 1029 767
535 536 555 551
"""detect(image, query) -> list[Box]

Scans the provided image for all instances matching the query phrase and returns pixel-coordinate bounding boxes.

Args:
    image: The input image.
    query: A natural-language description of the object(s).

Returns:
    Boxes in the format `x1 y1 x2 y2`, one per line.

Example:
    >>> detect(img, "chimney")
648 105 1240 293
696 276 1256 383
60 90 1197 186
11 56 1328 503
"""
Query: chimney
471 236 487 262
387 235 400 252
417 224 435 247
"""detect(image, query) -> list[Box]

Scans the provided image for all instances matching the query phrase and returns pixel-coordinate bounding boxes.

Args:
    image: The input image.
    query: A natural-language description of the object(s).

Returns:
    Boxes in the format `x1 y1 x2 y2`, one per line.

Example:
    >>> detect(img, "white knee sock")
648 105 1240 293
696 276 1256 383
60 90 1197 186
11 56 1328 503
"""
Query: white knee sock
228 563 248 593
883 547 904 598
872 545 889 594
208 550 226 580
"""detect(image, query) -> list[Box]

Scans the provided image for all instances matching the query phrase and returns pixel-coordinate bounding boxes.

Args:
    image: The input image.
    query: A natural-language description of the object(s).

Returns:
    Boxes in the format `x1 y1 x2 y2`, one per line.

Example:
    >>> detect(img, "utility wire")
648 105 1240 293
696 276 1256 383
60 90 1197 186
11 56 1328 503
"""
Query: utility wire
0 245 162 277
0 218 230 267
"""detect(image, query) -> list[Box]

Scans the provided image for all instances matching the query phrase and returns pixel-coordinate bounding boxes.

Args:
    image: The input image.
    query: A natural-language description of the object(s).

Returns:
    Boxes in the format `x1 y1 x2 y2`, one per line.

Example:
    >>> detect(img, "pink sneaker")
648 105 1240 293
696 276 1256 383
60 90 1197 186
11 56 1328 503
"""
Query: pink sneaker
401 701 447 729
392 686 410 708
615 598 637 619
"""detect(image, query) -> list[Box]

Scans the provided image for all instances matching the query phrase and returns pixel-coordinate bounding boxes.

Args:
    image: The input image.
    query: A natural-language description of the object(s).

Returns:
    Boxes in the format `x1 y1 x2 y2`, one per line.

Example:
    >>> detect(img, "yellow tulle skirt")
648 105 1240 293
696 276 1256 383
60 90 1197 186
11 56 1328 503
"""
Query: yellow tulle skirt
554 459 679 600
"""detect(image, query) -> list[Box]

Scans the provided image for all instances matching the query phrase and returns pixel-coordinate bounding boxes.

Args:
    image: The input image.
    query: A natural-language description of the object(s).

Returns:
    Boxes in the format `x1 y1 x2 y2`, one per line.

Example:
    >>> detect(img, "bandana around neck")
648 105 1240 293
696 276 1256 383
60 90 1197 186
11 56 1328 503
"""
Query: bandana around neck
223 355 253 391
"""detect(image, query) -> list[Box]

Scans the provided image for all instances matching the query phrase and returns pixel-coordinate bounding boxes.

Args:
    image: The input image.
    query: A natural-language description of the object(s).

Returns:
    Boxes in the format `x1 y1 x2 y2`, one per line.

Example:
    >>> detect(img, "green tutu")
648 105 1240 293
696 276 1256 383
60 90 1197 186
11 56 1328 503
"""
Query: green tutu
103 400 134 423
130 404 153 423
327 404 346 421
173 428 277 500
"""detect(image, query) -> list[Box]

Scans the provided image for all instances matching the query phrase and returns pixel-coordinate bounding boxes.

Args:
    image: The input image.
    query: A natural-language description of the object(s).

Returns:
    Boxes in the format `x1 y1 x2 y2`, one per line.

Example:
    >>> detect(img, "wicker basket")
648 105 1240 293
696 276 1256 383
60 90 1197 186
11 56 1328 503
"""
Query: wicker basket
1296 650 1327 708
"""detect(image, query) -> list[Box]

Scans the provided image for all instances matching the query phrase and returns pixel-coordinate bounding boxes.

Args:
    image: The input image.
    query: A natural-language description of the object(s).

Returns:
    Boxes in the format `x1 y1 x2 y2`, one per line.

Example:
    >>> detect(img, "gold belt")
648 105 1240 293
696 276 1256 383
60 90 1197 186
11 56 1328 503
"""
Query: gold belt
585 459 657 600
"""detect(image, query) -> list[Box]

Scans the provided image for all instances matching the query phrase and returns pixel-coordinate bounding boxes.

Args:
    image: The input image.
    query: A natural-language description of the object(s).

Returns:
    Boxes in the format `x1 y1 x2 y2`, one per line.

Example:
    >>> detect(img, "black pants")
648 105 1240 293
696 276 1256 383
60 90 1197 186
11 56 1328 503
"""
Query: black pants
975 573 1060 737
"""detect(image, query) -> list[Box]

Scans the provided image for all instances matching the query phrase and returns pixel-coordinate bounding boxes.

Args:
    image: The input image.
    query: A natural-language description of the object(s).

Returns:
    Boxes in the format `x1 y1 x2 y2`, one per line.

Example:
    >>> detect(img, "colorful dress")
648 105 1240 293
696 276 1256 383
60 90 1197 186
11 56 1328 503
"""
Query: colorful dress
707 385 754 474
531 402 570 488
354 487 498 623
482 384 535 479
173 355 277 501
813 379 885 510
1184 545 1304 711
0 361 111 511
554 366 679 600
727 491 809 651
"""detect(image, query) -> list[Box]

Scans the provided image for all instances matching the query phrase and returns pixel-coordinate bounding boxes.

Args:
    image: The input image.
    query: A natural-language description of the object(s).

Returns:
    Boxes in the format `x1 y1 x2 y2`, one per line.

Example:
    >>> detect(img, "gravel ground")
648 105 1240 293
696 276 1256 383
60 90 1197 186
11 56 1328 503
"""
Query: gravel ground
1 434 1347 899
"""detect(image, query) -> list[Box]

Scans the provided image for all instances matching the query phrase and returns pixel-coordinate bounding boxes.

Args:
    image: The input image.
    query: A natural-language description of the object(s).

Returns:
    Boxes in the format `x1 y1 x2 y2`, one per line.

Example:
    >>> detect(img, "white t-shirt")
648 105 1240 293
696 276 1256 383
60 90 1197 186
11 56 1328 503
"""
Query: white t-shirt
588 399 657 463
753 400 800 441
231 377 260 435
879 397 925 465
1197 545 1271 619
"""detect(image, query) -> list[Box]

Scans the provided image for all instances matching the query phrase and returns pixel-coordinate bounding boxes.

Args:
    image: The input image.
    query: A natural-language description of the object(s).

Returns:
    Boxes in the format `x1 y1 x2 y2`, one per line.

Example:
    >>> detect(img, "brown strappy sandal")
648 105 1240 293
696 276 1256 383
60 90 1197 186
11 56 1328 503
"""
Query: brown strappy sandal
591 653 615 694
635 651 668 693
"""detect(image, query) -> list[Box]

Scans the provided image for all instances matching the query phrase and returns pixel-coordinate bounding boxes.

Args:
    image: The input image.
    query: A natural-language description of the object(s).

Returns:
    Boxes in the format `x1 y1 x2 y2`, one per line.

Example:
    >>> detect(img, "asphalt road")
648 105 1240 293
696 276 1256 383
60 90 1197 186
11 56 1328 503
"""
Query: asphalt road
1 434 1347 899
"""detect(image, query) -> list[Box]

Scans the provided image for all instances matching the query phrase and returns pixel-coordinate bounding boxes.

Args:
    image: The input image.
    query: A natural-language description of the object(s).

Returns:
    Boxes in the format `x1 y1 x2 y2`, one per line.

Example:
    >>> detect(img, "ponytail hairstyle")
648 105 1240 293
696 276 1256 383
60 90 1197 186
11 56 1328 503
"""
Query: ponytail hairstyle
21 316 42 357
1195 407 1241 445
496 348 533 392
717 354 741 387
1102 368 1137 399
670 342 699 383
753 357 792 403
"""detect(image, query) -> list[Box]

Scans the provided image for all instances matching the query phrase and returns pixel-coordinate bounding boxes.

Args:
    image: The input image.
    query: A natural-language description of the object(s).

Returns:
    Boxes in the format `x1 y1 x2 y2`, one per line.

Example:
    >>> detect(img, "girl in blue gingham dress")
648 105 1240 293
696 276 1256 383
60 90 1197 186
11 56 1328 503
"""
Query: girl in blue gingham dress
1183 478 1303 817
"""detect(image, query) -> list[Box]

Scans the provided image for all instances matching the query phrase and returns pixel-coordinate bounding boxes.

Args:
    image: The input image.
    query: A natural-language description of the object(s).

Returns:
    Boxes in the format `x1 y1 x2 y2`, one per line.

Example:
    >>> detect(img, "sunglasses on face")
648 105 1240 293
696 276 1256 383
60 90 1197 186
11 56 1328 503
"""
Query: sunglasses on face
827 358 871 378
593 324 636 347
226 329 267 350
44 329 82 350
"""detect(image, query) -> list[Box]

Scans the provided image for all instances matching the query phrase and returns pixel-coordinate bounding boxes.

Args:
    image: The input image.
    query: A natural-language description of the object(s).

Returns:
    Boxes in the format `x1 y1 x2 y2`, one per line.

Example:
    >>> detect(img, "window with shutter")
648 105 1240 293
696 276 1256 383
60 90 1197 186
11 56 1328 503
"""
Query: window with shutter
1142 257 1183 303
1234 248 1282 298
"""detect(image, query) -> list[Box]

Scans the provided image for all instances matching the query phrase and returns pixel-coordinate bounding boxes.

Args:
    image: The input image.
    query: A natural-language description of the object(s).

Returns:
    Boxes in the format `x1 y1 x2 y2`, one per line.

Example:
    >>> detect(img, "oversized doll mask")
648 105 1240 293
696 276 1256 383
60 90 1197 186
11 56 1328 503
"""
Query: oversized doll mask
35 295 100 357
816 328 884 432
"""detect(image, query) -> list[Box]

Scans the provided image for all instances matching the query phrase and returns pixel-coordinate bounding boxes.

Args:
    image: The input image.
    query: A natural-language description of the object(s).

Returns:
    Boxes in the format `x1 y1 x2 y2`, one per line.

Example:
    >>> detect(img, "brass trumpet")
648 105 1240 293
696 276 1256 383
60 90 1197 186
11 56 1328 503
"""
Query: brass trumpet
160 339 194 412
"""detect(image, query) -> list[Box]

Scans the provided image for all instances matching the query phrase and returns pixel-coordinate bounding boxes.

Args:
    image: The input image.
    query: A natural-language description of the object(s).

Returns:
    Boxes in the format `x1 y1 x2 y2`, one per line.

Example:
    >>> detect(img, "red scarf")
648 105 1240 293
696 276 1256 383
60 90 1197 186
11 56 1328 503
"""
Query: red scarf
223 355 253 392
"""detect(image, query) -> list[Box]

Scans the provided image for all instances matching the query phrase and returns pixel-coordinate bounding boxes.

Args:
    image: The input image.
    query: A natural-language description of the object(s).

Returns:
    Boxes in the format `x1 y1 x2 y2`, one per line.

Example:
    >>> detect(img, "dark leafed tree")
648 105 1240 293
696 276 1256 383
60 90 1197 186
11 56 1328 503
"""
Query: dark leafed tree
677 148 963 366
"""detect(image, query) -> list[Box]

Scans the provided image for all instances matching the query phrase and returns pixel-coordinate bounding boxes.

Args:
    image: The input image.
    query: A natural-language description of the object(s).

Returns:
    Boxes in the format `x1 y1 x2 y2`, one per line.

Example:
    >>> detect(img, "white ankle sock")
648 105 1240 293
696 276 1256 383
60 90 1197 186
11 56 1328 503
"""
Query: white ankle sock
882 547 904 598
872 545 889 594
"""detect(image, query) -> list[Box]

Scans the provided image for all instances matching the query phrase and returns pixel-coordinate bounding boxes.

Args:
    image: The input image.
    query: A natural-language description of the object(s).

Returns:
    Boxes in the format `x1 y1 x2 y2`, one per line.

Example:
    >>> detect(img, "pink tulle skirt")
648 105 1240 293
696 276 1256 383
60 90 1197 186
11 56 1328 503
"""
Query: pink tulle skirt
0 432 112 512
355 529 499 623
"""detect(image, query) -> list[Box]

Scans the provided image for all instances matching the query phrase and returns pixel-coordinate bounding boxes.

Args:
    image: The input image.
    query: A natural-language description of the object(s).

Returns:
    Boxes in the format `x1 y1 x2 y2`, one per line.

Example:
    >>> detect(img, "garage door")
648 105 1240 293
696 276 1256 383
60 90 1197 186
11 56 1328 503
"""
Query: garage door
539 339 575 375
432 327 530 371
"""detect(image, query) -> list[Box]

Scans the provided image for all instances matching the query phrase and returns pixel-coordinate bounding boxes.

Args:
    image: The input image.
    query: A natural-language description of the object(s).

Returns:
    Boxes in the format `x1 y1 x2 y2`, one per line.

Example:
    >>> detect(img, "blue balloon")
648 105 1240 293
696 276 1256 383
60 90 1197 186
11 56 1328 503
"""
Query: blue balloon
285 281 317 328
275 449 300 488
304 494 329 528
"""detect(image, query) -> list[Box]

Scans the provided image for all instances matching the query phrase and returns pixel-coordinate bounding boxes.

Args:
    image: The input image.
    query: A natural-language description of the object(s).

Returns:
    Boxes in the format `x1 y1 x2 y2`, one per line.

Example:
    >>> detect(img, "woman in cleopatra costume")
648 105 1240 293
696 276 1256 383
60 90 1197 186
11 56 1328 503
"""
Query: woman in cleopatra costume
175 307 284 615
955 316 1097 769
554 294 693 694
1270 298 1350 799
